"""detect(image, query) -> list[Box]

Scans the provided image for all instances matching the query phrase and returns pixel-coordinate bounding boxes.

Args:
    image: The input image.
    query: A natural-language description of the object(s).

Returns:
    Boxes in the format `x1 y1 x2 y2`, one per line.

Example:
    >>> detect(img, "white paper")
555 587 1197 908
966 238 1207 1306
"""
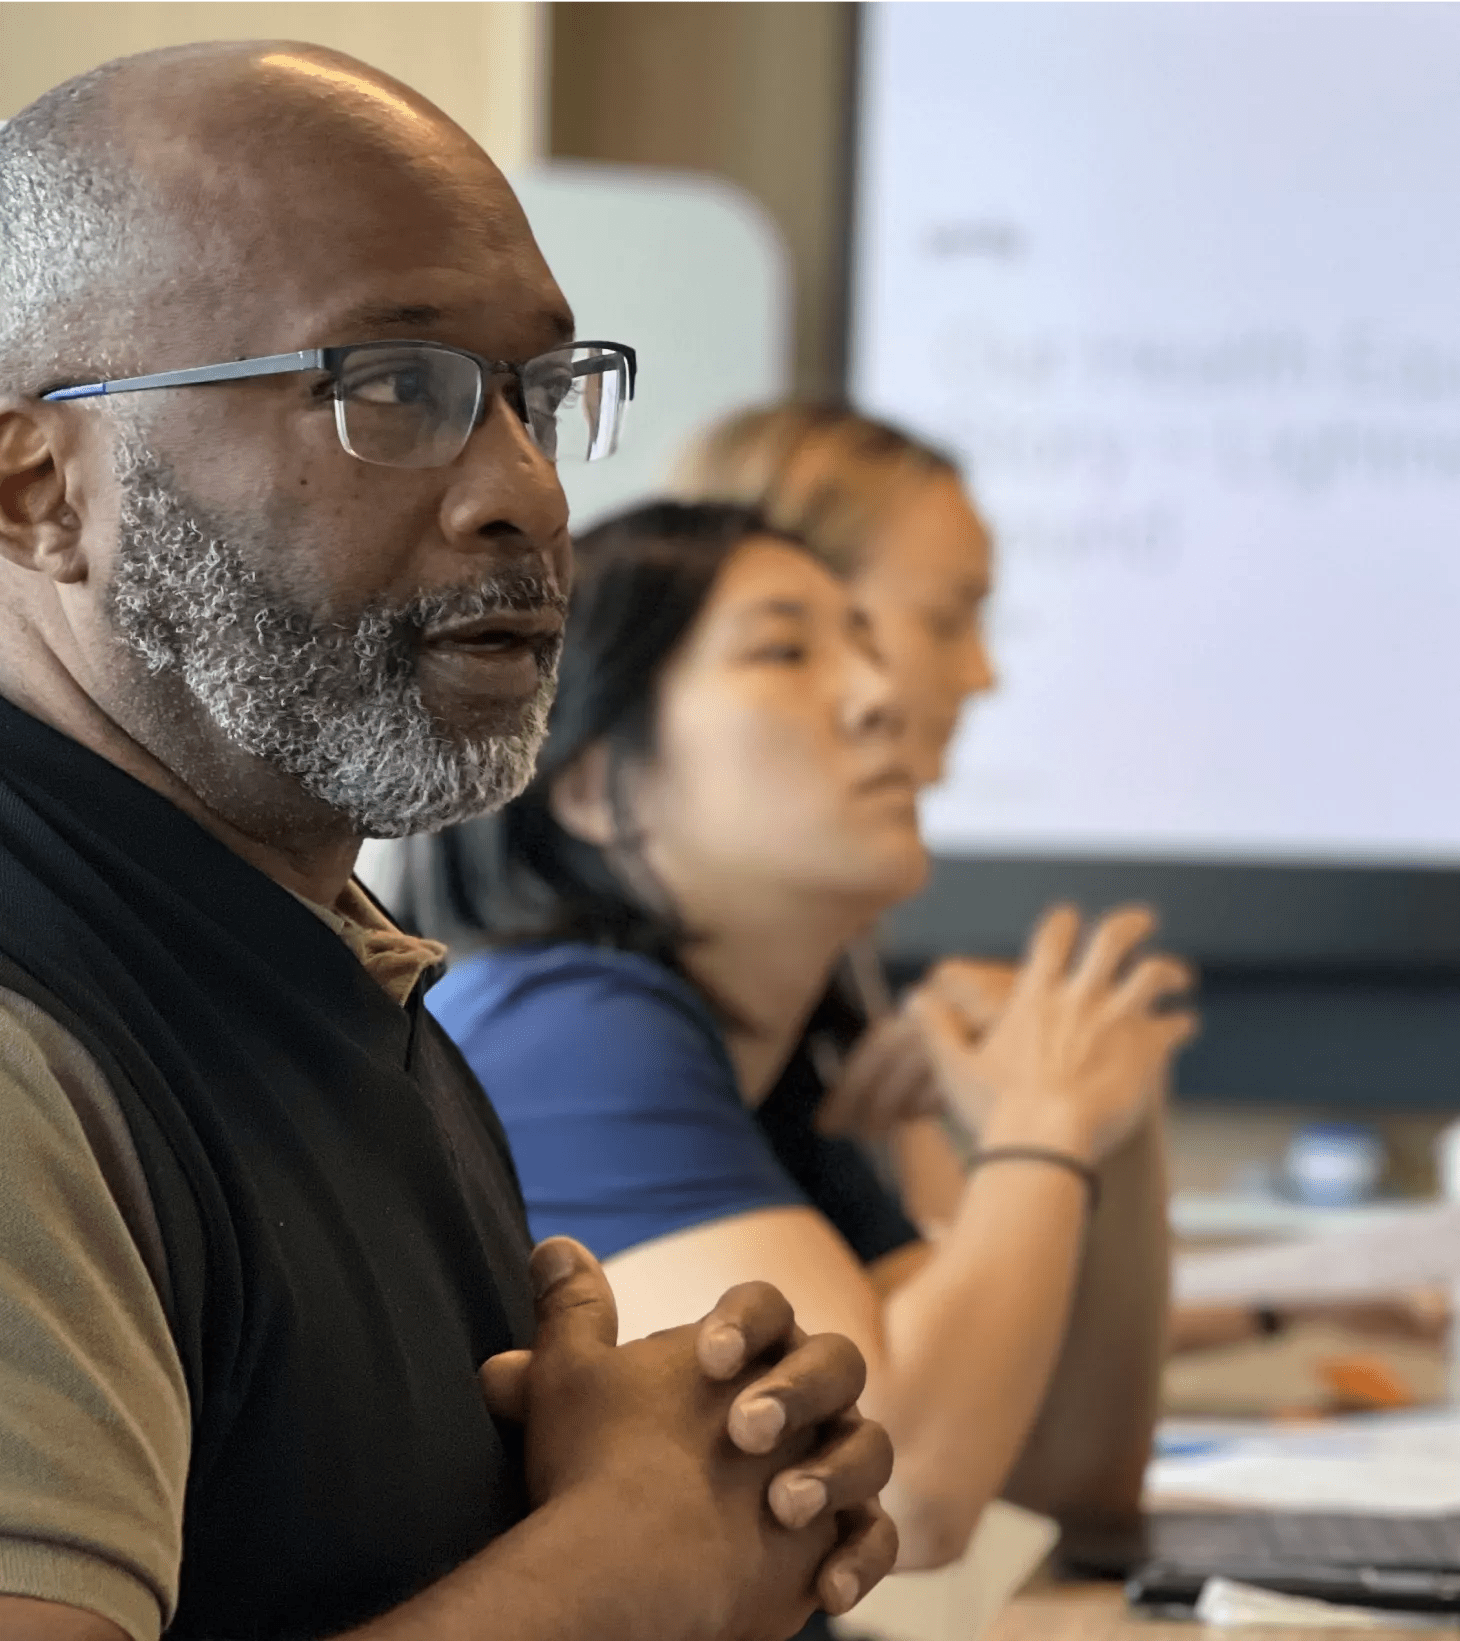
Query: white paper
1147 1411 1460 1516
1174 1202 1460 1306
1195 1576 1456 1630
834 1500 1059 1641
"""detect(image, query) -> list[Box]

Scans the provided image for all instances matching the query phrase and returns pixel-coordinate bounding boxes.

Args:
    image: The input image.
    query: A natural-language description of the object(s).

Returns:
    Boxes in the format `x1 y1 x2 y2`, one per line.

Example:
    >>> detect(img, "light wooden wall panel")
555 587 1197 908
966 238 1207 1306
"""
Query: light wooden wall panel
0 2 545 167
550 2 855 399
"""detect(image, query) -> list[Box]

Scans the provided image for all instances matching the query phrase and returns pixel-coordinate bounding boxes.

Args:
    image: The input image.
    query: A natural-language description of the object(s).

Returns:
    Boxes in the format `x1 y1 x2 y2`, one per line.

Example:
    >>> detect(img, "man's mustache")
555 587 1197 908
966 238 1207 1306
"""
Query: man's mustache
401 570 568 633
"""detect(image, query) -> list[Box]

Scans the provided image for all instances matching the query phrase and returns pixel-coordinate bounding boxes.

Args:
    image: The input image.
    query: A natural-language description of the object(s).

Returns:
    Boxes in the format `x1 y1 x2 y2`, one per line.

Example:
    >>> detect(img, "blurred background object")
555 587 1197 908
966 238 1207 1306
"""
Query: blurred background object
843 4 1460 1119
509 165 788 530
550 1 854 402
1282 1124 1387 1211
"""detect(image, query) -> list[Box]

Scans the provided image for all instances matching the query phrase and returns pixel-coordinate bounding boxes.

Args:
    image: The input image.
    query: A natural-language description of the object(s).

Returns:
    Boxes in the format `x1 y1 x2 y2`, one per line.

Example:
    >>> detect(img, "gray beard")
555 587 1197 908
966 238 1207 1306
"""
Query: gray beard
106 443 562 838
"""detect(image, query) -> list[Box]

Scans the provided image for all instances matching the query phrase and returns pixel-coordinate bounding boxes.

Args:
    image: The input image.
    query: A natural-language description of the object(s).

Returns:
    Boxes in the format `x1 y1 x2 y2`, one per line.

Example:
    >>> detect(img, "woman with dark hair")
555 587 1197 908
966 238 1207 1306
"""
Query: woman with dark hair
678 407 1453 1362
414 502 1195 1571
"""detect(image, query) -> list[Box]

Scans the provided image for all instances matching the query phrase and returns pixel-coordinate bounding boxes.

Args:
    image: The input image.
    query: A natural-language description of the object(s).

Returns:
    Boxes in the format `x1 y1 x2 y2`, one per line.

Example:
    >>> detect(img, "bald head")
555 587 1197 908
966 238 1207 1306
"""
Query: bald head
0 41 548 393
0 41 578 890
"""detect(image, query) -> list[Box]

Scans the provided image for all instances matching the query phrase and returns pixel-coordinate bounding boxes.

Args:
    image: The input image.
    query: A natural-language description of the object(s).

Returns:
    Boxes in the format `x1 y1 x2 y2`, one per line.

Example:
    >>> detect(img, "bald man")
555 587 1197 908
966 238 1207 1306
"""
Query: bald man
0 43 895 1641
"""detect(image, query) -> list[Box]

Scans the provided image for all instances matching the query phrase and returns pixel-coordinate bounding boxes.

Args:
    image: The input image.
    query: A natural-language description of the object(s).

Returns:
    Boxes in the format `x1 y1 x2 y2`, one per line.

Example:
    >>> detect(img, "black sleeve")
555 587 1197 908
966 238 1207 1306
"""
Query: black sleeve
754 986 921 1267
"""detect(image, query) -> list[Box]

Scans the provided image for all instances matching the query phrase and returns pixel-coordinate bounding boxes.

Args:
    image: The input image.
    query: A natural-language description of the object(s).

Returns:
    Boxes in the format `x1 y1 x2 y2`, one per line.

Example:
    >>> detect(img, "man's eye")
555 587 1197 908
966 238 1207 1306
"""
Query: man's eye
346 368 433 407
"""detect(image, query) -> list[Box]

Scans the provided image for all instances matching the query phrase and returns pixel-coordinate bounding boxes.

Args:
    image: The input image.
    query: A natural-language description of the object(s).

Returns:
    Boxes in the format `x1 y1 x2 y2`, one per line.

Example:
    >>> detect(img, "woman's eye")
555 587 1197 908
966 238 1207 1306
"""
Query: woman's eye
752 642 809 665
926 608 976 643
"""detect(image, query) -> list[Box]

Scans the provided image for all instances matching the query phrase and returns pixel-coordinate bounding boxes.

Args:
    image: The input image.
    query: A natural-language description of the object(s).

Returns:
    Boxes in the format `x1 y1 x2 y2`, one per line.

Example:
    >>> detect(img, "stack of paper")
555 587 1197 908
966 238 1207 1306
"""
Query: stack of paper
1147 1410 1460 1515
1175 1202 1460 1306
1194 1576 1456 1630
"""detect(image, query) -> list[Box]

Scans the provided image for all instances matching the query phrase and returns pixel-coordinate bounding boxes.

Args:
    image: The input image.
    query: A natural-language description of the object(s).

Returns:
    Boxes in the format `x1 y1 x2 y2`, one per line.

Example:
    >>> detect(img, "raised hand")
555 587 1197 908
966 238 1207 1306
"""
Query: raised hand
907 905 1196 1164
817 960 1018 1141
815 1011 941 1139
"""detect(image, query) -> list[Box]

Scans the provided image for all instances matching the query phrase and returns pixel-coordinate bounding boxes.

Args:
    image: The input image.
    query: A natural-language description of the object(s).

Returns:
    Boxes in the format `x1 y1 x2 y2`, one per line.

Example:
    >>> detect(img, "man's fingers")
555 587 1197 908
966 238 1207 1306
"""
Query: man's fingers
728 1330 867 1455
528 1236 619 1355
478 1349 531 1422
1068 905 1159 997
816 1500 900 1617
767 1413 895 1530
696 1280 800 1381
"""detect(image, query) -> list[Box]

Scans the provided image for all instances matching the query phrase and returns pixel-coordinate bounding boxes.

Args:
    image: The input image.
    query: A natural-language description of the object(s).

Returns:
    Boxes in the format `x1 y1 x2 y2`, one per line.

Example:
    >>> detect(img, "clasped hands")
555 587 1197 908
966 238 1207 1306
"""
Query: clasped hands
818 906 1197 1159
481 1237 898 1639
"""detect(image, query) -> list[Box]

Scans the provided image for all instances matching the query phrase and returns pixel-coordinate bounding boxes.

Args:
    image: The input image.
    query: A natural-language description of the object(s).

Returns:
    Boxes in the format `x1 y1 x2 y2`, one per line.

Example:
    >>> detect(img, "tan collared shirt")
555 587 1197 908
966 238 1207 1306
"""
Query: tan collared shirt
0 884 446 1641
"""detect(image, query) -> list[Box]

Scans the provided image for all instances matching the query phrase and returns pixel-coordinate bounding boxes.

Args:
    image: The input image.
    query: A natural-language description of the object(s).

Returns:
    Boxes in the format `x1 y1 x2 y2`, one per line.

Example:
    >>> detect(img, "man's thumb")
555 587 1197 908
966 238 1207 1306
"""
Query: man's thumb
529 1236 619 1353
480 1349 531 1422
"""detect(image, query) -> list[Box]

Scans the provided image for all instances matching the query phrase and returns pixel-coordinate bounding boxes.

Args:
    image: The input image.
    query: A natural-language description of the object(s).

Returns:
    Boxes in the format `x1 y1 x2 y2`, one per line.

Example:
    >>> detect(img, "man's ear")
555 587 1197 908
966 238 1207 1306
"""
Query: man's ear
0 403 88 583
548 743 617 847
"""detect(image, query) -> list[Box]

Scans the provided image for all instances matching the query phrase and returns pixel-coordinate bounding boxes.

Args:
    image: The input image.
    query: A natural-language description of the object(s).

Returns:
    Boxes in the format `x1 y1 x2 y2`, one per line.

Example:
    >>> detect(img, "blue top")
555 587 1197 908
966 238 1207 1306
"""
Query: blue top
428 941 920 1266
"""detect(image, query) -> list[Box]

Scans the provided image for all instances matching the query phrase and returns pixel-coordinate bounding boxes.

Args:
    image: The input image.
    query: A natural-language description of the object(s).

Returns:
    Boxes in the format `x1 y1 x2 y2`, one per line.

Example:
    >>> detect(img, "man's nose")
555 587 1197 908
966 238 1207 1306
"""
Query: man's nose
439 393 572 589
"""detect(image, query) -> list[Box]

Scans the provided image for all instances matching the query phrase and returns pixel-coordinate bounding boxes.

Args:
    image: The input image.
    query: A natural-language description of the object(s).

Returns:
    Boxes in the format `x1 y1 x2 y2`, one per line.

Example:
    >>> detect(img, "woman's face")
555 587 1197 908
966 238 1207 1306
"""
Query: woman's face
850 470 996 787
629 537 928 920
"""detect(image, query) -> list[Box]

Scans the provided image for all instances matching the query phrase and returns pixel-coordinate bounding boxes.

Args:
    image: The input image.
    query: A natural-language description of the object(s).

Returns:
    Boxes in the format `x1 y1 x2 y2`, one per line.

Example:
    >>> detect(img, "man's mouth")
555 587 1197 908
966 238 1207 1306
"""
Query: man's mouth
421 608 564 657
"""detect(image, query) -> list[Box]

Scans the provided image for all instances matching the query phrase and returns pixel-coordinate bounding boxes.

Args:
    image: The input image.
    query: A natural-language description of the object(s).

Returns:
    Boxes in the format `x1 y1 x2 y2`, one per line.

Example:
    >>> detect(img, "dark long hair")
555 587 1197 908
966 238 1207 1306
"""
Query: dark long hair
400 501 798 974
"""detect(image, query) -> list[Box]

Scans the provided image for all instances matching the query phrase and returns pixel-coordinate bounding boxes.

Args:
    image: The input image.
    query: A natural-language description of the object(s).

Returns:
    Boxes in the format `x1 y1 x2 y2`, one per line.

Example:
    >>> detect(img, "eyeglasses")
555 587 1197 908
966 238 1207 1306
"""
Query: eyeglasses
42 339 638 470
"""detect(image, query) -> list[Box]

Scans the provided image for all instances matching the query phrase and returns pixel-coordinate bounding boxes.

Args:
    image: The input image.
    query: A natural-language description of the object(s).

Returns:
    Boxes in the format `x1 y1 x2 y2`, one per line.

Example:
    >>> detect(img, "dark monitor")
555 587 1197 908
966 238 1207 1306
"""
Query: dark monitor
880 857 1460 1109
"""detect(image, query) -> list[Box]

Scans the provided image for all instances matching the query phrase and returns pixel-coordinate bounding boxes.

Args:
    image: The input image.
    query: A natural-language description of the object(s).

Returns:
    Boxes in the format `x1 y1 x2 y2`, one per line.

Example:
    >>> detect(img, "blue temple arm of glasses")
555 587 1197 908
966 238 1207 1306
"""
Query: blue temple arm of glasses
42 349 327 402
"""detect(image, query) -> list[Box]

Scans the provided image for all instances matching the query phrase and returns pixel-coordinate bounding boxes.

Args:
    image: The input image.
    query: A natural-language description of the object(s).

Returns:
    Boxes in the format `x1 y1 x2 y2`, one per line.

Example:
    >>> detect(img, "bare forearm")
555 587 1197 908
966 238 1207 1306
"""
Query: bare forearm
858 910 1186 1557
1001 1106 1169 1524
885 1116 967 1233
869 1146 1089 1566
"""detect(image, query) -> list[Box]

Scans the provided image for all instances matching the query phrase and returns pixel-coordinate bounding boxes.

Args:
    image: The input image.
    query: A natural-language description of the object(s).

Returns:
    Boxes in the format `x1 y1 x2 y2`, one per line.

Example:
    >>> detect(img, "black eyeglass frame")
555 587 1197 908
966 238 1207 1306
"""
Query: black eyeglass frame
41 337 638 462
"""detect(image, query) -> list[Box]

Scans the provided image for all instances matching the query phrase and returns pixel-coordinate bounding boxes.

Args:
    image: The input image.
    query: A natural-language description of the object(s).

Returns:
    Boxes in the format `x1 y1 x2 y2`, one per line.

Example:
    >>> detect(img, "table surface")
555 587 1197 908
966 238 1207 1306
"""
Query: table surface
985 1581 1449 1639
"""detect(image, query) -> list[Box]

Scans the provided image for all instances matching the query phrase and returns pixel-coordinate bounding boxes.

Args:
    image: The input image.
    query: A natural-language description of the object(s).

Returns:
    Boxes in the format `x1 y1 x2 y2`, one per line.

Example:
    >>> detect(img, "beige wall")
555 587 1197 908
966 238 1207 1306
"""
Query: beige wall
550 2 855 399
0 2 545 166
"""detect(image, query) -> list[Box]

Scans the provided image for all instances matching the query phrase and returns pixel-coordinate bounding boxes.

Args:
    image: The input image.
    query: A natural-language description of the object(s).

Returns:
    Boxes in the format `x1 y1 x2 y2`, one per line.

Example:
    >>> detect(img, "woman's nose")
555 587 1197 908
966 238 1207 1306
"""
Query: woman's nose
843 649 907 741
961 632 997 698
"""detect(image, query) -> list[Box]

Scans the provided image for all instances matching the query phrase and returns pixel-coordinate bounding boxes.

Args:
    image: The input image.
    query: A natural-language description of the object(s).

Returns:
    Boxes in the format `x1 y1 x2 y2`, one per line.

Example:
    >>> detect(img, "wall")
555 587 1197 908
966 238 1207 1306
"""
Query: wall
1 2 848 389
550 2 855 399
0 2 545 166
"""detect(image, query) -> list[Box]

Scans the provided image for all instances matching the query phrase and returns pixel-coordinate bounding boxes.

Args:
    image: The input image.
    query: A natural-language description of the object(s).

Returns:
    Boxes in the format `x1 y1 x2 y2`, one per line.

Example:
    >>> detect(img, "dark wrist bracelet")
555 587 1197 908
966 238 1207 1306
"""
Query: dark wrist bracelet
1254 1306 1287 1337
966 1145 1101 1214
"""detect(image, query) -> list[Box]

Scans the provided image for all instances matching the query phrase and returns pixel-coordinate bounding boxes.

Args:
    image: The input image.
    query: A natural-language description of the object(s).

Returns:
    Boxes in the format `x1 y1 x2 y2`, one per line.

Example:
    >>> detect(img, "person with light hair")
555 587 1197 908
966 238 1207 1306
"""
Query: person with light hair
674 404 1181 1500
678 403 1447 1365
